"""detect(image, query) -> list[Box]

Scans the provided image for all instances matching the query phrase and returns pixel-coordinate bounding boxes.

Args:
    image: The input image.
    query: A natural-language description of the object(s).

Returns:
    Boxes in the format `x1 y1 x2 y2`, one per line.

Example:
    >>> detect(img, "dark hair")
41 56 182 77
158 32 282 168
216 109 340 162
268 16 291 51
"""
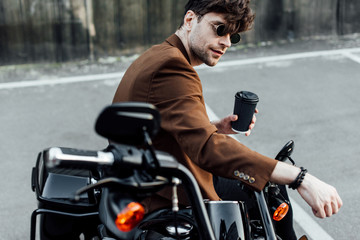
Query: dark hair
181 0 255 34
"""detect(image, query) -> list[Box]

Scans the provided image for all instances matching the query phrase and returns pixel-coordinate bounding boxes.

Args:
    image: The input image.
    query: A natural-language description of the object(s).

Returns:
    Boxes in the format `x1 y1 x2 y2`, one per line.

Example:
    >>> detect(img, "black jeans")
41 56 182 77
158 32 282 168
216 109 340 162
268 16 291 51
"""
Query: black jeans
213 176 297 240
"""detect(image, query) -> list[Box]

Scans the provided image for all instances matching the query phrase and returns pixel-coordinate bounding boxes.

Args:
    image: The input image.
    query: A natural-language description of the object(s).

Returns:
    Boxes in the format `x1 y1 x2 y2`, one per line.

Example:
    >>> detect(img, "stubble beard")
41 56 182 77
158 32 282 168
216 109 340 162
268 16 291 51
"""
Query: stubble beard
189 35 219 67
191 45 219 67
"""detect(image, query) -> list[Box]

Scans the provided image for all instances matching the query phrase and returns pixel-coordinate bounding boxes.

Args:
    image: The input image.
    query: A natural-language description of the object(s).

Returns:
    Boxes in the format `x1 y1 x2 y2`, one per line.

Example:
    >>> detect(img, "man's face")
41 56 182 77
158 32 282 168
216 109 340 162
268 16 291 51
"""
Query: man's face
188 12 232 66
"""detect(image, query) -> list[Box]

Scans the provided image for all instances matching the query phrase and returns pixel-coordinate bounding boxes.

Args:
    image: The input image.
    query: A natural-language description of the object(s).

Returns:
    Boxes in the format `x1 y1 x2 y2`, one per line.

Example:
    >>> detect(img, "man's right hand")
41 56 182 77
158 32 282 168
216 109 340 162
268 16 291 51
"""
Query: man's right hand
297 173 343 218
270 161 342 218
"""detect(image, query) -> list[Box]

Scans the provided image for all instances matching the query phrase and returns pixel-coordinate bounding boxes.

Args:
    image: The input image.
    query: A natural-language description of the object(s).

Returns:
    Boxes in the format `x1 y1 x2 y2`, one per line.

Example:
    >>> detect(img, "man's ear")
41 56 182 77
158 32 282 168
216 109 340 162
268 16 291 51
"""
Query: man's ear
183 10 196 31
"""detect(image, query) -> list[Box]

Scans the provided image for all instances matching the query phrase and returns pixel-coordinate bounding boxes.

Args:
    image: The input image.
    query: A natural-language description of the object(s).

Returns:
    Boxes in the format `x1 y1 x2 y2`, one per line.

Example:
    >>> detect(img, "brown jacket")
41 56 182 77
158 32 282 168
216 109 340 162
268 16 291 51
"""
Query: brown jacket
113 34 277 212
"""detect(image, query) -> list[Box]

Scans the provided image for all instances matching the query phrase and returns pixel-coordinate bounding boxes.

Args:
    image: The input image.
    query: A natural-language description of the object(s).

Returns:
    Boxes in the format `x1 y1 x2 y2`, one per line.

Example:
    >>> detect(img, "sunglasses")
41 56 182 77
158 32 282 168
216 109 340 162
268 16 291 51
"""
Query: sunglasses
204 19 241 44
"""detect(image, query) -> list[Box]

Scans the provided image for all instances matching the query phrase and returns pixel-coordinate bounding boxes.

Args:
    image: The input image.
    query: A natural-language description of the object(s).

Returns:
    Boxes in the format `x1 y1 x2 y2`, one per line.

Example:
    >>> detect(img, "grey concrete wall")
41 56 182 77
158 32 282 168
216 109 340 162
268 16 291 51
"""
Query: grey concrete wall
0 0 359 65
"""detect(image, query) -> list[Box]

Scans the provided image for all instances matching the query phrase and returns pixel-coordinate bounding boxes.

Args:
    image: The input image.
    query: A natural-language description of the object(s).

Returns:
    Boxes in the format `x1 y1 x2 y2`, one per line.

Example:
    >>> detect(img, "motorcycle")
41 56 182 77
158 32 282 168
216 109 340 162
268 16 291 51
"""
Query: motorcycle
31 102 299 240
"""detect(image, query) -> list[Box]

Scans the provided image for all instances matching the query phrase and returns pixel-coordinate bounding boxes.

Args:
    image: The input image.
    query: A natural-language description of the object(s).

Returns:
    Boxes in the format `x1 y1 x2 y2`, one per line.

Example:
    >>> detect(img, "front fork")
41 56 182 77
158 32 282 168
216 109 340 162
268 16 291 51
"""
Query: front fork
254 191 278 240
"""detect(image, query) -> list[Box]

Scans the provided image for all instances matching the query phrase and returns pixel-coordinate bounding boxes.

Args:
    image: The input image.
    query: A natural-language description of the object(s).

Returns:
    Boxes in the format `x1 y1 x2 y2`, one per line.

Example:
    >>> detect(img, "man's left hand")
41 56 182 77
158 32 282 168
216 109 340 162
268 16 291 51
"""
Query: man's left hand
212 109 258 136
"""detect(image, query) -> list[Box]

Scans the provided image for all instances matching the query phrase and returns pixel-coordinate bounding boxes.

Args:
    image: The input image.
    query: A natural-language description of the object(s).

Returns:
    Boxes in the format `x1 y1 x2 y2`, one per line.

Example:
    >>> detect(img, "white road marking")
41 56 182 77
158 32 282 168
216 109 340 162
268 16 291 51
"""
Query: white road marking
197 47 360 69
341 51 360 64
1 47 359 90
205 103 334 240
0 72 124 90
290 197 334 240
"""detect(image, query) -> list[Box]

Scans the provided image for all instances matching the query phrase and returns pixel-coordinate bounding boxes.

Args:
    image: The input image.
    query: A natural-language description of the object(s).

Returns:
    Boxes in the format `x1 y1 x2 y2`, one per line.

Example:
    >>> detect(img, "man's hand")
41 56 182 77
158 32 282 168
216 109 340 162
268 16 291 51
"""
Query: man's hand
212 114 238 134
212 109 258 136
297 174 343 218
270 161 343 218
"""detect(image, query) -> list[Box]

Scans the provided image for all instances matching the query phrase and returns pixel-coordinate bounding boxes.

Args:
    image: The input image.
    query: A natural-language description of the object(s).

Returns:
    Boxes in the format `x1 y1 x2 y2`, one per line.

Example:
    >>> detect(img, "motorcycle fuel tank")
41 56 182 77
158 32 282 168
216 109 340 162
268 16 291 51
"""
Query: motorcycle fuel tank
205 201 248 240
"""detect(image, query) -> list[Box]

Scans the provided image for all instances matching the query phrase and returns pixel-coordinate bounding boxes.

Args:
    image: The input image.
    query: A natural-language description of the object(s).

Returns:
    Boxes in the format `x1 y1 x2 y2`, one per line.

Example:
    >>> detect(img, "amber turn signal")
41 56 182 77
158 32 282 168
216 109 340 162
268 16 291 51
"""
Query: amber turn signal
115 202 145 232
273 202 289 221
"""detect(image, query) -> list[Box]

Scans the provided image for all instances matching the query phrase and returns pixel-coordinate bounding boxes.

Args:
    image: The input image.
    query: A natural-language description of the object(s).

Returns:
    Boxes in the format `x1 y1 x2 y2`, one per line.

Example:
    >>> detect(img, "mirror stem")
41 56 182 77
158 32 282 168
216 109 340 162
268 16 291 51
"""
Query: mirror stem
143 127 160 170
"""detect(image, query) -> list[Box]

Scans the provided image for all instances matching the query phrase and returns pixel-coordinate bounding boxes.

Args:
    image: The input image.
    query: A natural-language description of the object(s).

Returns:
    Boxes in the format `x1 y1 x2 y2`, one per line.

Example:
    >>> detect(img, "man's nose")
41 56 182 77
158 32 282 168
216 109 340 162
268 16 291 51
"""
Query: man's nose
219 34 232 48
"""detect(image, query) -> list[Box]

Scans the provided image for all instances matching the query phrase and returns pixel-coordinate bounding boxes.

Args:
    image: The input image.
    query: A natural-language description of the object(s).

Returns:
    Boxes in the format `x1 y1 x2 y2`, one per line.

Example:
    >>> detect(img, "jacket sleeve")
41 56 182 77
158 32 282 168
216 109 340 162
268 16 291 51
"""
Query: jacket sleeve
148 55 277 191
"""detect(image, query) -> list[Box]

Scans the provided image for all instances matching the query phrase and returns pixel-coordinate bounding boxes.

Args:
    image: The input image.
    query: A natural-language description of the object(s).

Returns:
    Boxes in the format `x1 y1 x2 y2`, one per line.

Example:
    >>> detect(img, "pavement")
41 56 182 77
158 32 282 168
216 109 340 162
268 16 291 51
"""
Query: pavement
0 33 359 239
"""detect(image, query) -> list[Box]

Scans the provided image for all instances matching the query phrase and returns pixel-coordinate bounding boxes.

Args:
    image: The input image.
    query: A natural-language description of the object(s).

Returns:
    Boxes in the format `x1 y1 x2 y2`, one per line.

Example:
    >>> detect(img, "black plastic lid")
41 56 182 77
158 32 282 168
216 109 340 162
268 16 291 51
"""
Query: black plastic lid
235 91 259 103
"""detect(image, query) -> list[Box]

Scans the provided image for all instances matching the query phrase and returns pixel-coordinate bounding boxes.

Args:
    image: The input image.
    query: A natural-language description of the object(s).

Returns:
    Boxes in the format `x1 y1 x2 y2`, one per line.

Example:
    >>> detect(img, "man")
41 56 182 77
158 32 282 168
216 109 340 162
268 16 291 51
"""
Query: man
113 0 342 237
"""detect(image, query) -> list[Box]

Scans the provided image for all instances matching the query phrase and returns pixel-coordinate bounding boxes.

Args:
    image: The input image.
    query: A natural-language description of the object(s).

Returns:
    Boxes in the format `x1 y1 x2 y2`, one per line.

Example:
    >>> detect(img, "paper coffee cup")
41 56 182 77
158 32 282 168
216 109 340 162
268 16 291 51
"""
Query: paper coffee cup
231 91 259 133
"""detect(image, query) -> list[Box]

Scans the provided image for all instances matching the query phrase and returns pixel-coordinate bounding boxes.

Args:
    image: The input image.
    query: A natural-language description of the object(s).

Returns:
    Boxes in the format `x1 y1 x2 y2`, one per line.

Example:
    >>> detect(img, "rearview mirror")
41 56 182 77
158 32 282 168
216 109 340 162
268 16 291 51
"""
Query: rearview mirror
95 102 161 145
275 140 294 162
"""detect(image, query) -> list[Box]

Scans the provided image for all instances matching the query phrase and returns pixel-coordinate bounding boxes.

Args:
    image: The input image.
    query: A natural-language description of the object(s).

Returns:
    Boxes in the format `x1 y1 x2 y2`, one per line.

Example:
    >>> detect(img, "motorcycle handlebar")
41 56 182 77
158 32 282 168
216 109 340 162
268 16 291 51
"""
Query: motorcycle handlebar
44 144 150 169
44 147 115 169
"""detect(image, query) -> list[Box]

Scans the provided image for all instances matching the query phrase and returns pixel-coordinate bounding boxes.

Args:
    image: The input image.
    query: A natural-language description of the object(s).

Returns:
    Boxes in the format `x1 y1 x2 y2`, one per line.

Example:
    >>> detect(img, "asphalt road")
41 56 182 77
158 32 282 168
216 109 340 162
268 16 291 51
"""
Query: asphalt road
0 37 359 239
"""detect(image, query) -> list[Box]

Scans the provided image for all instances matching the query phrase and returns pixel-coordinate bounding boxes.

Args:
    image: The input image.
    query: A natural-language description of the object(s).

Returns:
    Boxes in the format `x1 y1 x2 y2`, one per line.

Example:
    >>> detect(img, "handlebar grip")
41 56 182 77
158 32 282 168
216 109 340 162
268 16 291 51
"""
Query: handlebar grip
44 147 115 169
